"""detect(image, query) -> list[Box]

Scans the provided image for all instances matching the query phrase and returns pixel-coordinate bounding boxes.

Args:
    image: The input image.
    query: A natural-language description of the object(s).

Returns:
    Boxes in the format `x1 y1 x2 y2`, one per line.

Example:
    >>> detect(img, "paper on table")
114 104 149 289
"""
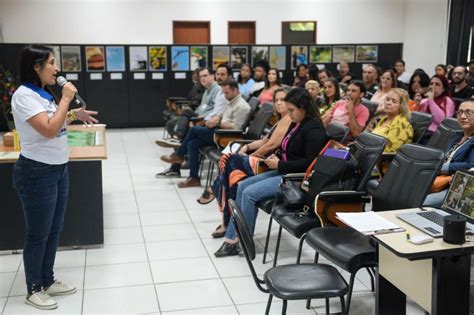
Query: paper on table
336 211 405 235
0 151 20 160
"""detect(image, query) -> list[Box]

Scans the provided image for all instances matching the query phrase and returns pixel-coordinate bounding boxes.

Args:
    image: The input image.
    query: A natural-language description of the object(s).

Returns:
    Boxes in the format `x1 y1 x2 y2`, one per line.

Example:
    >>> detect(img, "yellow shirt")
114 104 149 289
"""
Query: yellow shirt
372 115 413 153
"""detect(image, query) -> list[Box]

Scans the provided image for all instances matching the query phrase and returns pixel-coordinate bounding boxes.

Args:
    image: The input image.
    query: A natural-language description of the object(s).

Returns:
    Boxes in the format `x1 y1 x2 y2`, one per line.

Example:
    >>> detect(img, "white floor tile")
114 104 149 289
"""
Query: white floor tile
54 249 86 268
146 239 208 261
103 213 140 228
236 300 317 314
83 284 159 313
104 227 144 245
102 191 138 214
222 276 269 304
0 297 6 312
84 262 152 290
155 279 232 312
10 267 85 297
211 253 269 278
0 272 16 297
3 290 83 314
151 257 219 283
0 254 22 273
162 305 238 314
86 243 148 266
140 211 191 226
142 224 199 242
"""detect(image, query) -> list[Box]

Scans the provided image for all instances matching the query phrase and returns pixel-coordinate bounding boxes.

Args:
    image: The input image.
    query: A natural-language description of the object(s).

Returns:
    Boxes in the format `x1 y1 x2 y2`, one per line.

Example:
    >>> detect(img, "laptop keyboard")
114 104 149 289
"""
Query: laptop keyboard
417 211 445 227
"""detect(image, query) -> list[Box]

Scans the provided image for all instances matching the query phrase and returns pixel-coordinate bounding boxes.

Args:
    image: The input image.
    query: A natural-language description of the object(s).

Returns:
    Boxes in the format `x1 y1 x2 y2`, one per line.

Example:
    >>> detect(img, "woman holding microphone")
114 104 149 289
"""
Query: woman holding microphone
11 45 98 310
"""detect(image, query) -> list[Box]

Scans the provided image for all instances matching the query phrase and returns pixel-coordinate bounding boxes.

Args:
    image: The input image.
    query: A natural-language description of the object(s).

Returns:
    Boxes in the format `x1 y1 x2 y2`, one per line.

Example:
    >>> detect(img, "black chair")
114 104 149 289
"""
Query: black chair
361 98 378 120
265 132 387 267
304 144 445 313
410 111 433 143
229 199 348 315
325 122 350 143
426 117 462 152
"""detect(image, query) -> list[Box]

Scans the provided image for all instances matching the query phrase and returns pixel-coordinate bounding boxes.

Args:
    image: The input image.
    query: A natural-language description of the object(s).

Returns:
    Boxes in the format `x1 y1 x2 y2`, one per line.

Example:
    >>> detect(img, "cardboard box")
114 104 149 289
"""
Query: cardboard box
3 132 14 147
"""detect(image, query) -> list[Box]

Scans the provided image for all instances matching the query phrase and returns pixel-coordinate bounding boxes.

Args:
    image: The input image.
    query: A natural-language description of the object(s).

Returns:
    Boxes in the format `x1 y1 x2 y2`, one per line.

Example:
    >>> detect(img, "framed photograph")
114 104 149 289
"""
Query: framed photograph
212 46 230 70
291 46 308 69
129 46 148 71
85 46 105 72
171 46 190 71
106 46 125 72
332 46 355 63
251 46 268 67
61 46 81 72
269 46 286 70
230 46 248 69
190 46 208 71
356 45 378 63
309 46 332 63
47 46 61 71
149 46 167 71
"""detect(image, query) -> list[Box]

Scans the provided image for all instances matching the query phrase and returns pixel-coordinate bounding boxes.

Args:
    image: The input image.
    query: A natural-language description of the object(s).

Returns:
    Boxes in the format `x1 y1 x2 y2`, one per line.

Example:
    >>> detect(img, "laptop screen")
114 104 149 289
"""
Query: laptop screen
441 171 474 218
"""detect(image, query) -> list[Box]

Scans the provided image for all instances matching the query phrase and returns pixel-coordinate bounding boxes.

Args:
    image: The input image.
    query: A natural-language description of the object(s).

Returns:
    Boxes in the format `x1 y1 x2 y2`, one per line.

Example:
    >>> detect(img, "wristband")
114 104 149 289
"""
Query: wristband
67 110 77 122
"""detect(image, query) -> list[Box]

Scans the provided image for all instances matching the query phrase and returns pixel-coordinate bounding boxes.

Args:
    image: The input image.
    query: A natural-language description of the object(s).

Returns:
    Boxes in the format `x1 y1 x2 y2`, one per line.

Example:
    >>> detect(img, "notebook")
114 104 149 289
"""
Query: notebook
397 171 474 237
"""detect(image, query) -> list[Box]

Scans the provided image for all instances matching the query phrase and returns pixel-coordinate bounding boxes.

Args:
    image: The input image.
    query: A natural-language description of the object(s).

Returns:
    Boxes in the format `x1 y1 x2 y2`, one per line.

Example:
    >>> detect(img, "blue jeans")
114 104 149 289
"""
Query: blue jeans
12 155 69 294
225 170 281 240
176 126 215 179
423 189 448 208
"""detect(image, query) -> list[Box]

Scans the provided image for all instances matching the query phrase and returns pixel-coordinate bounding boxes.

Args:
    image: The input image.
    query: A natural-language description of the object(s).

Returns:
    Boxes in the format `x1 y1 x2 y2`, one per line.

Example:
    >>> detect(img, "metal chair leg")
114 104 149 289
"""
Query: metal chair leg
340 296 346 315
265 294 273 315
305 299 311 309
325 298 330 315
314 251 319 263
296 233 307 264
281 300 288 315
366 267 375 292
262 216 273 264
345 272 357 314
272 226 283 267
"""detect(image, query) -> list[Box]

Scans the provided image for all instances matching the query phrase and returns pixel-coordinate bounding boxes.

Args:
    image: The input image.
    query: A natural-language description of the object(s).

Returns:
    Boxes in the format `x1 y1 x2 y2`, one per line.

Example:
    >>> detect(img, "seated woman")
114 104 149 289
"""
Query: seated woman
408 70 430 111
424 99 474 207
319 78 341 118
258 68 281 104
419 74 455 143
237 63 255 100
435 64 448 78
214 88 328 257
305 80 321 107
208 88 292 237
371 88 414 153
293 64 309 88
370 69 397 120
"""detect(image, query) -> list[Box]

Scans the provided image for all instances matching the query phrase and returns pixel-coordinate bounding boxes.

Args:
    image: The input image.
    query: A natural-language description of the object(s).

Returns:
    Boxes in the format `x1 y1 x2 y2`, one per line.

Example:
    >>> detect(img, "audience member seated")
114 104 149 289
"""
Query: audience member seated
323 80 369 139
308 64 320 82
318 68 333 84
371 88 413 153
370 69 397 116
408 70 430 111
319 78 341 117
305 80 321 107
258 68 281 104
249 61 270 98
337 61 355 84
435 64 448 77
362 64 379 99
214 88 328 257
467 60 474 87
451 66 473 108
293 64 309 88
419 74 455 142
237 63 255 100
394 58 411 84
424 99 474 207
206 88 292 238
160 79 251 188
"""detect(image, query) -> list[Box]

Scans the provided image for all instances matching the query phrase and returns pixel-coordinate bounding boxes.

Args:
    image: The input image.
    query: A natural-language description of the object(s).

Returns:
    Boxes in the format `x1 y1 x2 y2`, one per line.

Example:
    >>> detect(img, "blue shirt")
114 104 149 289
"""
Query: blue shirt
238 78 255 99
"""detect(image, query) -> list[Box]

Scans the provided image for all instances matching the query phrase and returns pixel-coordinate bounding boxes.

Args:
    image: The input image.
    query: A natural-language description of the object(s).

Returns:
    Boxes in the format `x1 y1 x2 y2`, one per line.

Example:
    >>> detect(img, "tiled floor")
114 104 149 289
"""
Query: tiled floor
0 128 433 314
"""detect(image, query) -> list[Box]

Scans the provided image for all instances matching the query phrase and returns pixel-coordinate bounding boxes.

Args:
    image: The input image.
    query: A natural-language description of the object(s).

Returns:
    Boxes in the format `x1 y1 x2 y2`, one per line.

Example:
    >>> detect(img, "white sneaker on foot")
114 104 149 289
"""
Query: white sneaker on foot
45 281 77 296
25 290 57 310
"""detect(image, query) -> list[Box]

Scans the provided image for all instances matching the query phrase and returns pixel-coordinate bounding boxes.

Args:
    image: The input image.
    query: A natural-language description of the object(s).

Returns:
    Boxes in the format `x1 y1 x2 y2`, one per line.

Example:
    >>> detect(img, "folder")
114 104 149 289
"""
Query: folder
336 211 405 235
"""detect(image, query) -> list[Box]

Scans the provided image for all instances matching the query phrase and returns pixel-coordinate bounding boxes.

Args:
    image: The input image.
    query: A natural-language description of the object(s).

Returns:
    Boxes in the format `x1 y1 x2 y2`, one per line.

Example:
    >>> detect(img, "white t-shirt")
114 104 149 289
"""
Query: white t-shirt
11 84 68 165
398 71 411 84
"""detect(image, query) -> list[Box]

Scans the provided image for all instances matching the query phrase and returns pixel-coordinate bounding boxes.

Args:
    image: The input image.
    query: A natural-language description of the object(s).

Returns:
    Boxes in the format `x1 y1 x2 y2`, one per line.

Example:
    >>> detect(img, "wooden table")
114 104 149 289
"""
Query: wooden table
0 125 107 250
373 209 474 315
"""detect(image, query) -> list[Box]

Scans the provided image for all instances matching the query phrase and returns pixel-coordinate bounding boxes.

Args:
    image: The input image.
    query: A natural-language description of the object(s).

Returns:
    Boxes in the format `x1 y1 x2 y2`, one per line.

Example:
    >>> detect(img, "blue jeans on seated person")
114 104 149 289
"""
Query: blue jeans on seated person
423 189 448 208
12 155 69 295
225 170 281 240
176 125 215 179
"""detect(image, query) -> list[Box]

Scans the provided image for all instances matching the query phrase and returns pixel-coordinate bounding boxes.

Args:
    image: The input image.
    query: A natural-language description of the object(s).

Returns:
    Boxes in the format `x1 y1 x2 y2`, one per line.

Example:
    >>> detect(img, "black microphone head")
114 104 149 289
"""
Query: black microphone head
56 76 67 87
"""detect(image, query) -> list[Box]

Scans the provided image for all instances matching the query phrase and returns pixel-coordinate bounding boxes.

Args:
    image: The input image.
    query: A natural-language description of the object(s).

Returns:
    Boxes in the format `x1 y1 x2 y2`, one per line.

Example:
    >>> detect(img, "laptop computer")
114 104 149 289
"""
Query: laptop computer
397 171 474 238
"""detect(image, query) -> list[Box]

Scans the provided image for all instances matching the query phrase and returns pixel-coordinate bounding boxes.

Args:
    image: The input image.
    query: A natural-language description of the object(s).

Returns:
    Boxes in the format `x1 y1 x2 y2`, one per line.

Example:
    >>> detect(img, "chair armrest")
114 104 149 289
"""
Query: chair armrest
214 129 245 136
190 116 204 123
318 191 370 203
282 173 305 181
229 139 254 146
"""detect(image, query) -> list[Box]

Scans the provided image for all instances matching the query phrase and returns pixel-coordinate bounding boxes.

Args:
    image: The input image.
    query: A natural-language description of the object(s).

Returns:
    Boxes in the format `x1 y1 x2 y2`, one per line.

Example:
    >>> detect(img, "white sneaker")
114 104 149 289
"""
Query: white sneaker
44 281 77 296
25 290 57 310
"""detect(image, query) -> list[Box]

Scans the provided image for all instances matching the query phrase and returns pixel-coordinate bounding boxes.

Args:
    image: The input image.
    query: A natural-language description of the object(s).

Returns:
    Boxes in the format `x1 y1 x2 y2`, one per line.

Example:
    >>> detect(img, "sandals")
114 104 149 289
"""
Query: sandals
196 190 215 205
212 224 226 238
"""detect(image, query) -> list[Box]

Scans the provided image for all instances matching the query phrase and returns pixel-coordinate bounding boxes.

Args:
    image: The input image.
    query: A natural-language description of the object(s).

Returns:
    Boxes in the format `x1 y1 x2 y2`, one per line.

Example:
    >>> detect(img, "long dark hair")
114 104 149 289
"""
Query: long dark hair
18 44 53 87
284 87 321 122
321 77 341 106
264 68 281 89
408 71 430 99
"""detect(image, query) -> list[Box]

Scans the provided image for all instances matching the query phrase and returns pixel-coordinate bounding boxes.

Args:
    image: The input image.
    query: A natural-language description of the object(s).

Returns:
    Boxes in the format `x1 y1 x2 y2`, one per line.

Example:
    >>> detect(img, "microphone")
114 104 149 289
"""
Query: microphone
56 76 87 109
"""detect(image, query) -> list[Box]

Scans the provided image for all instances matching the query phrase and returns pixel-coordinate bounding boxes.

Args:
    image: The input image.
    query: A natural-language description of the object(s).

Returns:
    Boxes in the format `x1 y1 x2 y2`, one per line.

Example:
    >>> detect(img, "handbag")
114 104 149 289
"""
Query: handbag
279 179 306 209
430 175 452 193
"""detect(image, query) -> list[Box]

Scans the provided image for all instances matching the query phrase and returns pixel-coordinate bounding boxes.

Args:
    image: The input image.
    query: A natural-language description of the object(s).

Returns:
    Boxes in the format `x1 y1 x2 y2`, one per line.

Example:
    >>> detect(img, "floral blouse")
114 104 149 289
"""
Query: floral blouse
372 115 414 153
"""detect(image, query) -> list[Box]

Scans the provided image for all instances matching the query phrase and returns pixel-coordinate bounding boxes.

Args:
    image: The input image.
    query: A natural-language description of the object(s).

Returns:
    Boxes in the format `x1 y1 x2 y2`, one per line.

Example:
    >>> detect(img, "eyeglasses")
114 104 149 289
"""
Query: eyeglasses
457 109 474 117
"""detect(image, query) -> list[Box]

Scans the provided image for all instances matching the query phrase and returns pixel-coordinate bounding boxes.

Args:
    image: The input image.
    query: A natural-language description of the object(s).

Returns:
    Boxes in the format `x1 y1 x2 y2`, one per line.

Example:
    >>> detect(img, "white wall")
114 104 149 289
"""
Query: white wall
0 0 449 73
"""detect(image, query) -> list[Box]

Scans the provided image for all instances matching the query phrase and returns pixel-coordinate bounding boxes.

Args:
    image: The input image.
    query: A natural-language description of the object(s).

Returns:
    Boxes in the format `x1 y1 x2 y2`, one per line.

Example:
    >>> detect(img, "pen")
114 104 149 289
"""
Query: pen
406 232 410 241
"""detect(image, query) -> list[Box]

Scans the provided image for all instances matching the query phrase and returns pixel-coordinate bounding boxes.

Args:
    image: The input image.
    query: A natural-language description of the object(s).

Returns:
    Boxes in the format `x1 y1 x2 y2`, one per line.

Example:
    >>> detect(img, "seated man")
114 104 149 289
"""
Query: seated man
249 61 269 98
160 79 251 188
450 66 473 109
323 80 370 139
337 61 355 84
362 64 379 99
